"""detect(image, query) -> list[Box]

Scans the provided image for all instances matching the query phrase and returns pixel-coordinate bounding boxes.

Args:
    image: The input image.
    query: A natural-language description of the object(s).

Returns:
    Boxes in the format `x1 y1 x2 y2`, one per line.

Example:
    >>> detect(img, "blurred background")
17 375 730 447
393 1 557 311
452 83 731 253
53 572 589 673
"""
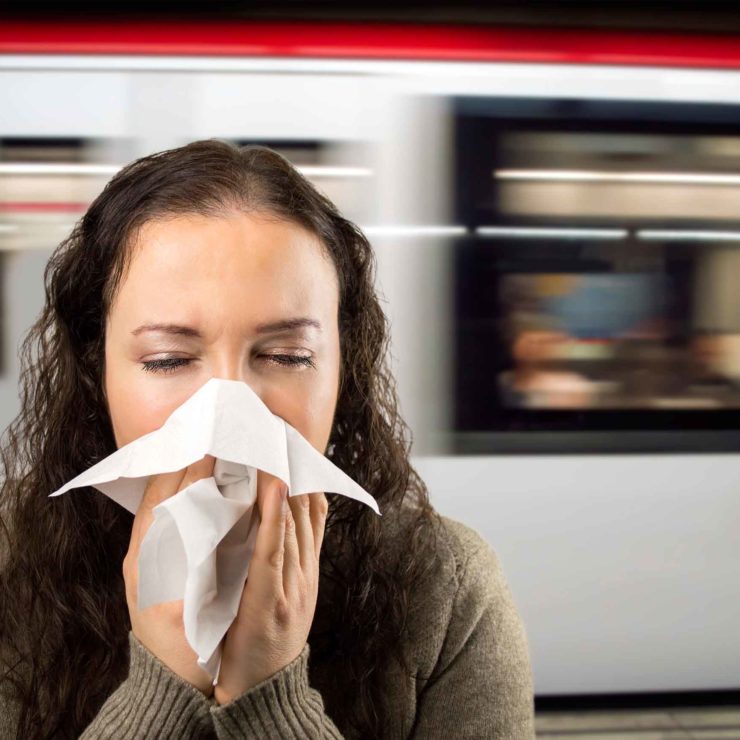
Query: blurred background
1 3 739 737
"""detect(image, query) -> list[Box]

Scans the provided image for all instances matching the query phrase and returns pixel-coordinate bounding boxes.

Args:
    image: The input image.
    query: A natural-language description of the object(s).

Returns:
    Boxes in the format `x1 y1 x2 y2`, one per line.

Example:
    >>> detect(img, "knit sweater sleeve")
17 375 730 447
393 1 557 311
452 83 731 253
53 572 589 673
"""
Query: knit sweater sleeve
410 528 536 739
208 643 343 739
79 633 342 739
79 632 215 739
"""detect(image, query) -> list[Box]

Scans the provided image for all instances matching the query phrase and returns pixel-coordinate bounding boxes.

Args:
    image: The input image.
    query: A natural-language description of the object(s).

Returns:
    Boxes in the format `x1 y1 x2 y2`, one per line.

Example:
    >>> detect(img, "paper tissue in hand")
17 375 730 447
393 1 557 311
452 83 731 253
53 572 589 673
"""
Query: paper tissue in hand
49 377 380 683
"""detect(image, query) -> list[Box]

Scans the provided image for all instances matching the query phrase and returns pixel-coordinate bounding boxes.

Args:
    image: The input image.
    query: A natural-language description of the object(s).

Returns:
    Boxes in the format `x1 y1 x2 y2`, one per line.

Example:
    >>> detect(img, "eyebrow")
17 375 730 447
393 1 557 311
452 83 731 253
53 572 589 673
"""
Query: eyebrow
131 317 322 338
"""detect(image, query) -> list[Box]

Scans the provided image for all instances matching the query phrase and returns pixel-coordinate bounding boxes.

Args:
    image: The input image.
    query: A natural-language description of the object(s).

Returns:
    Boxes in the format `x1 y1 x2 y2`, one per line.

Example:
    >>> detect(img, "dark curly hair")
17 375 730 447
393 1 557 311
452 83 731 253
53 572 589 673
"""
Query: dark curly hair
0 139 442 738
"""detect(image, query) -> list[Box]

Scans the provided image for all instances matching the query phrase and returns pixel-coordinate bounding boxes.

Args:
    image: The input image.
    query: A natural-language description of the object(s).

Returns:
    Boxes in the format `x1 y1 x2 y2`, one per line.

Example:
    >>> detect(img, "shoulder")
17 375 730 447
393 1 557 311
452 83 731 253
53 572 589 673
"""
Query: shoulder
436 514 530 656
382 499 491 565
418 512 514 622
400 513 535 737
435 513 496 572
396 506 507 599
395 508 524 665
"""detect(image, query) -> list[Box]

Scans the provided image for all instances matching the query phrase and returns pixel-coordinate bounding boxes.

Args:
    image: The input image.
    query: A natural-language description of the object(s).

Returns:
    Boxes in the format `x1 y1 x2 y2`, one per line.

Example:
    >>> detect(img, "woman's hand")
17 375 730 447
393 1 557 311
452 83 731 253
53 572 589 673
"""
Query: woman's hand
213 470 328 705
123 454 218 697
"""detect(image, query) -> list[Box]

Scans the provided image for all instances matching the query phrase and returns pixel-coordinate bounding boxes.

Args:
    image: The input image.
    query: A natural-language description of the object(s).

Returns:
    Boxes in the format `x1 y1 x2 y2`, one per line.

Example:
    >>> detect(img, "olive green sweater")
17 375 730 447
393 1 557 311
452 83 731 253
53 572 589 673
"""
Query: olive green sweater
1 515 535 738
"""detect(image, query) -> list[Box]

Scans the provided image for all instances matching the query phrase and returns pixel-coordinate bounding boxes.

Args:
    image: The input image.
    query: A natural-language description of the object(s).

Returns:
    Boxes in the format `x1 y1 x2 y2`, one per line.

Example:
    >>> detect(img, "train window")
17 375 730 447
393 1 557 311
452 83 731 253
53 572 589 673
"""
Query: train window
0 136 116 251
452 96 740 453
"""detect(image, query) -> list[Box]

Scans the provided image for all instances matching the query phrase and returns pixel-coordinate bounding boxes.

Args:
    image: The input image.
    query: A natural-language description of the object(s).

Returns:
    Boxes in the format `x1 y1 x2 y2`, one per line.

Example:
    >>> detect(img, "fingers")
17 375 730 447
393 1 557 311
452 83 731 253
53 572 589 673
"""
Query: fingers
179 454 217 491
131 455 216 556
309 493 329 561
139 468 187 514
131 468 186 549
288 494 314 571
287 492 328 569
139 455 216 514
285 492 327 596
250 473 326 598
251 471 288 597
283 494 302 593
126 455 217 616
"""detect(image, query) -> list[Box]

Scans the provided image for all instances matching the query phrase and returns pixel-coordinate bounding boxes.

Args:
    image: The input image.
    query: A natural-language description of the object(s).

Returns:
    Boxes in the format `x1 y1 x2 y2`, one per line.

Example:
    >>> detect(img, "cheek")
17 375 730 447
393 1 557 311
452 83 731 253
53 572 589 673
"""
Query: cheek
105 361 188 448
264 368 340 452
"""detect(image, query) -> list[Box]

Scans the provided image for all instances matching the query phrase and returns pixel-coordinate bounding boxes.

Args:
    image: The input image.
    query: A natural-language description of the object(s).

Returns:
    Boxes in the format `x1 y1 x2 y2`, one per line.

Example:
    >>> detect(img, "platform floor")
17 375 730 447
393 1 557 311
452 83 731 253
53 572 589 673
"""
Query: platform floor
535 707 740 739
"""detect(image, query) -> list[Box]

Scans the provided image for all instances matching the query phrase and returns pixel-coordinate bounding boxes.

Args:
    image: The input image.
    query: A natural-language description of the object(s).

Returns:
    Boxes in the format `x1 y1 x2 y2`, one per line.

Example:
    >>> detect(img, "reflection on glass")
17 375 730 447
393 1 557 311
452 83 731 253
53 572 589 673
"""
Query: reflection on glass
497 273 740 409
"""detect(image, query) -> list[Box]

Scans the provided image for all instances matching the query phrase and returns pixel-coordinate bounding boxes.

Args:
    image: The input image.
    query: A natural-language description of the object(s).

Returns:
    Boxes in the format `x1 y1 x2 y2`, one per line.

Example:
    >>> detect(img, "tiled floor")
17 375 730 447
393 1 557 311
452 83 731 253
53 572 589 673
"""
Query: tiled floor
535 707 740 739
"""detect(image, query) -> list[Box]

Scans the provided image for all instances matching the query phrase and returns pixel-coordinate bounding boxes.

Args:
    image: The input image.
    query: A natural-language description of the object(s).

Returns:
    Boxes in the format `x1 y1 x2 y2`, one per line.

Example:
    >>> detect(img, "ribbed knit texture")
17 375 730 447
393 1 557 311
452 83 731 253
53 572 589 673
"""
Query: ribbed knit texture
78 632 214 739
209 644 342 739
0 515 535 738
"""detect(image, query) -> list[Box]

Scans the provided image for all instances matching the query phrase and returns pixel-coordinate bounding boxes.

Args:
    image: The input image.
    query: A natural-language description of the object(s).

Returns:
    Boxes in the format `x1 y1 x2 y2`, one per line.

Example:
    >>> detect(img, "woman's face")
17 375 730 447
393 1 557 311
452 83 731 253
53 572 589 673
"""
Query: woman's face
103 210 341 454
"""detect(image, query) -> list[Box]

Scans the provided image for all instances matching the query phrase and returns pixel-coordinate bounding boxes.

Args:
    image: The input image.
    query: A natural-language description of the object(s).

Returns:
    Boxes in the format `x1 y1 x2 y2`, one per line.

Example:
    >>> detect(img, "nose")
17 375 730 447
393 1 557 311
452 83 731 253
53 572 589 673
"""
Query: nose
209 354 266 401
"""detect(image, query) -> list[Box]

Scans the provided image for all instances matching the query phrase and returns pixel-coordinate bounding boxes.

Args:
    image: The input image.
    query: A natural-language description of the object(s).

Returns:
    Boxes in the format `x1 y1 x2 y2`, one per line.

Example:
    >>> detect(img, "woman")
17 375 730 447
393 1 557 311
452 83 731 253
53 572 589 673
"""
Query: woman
0 140 534 738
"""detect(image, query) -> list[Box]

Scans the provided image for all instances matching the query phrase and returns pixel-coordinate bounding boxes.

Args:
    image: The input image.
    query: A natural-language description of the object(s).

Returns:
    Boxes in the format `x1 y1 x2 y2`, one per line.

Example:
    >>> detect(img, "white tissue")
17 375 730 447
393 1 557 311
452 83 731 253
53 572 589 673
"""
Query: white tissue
48 377 380 684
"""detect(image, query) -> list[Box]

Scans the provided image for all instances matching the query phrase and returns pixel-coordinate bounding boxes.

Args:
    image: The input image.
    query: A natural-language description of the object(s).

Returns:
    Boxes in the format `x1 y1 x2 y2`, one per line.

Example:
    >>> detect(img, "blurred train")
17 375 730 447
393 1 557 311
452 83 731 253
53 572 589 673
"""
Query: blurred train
1 21 739 699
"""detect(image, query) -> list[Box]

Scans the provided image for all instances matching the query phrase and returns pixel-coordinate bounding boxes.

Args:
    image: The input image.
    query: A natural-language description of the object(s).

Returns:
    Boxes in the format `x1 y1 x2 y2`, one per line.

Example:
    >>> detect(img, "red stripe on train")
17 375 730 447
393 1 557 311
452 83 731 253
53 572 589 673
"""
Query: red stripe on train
0 22 739 69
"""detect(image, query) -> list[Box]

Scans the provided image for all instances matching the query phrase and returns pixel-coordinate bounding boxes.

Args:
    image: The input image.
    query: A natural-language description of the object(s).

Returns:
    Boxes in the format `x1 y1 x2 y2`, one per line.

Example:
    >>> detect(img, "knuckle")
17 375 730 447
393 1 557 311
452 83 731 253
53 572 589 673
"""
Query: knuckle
274 597 291 627
268 548 284 571
295 494 310 511
316 494 329 518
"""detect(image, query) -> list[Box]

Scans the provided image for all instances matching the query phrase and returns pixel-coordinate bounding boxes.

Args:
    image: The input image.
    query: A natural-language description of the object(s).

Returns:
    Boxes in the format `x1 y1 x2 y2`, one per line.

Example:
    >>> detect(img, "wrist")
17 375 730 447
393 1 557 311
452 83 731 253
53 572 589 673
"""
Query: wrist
132 627 216 697
213 645 309 706
213 674 260 705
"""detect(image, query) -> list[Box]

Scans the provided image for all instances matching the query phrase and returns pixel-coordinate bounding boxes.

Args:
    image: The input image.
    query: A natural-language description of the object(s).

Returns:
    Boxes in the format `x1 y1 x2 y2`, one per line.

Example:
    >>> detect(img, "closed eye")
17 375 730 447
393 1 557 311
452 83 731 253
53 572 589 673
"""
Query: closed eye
265 354 316 369
141 358 190 374
141 354 316 374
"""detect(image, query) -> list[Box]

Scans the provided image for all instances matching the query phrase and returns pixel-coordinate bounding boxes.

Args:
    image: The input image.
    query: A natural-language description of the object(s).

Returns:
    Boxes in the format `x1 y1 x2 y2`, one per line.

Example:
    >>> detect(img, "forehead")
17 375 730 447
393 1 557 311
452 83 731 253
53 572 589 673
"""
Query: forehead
109 212 339 327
